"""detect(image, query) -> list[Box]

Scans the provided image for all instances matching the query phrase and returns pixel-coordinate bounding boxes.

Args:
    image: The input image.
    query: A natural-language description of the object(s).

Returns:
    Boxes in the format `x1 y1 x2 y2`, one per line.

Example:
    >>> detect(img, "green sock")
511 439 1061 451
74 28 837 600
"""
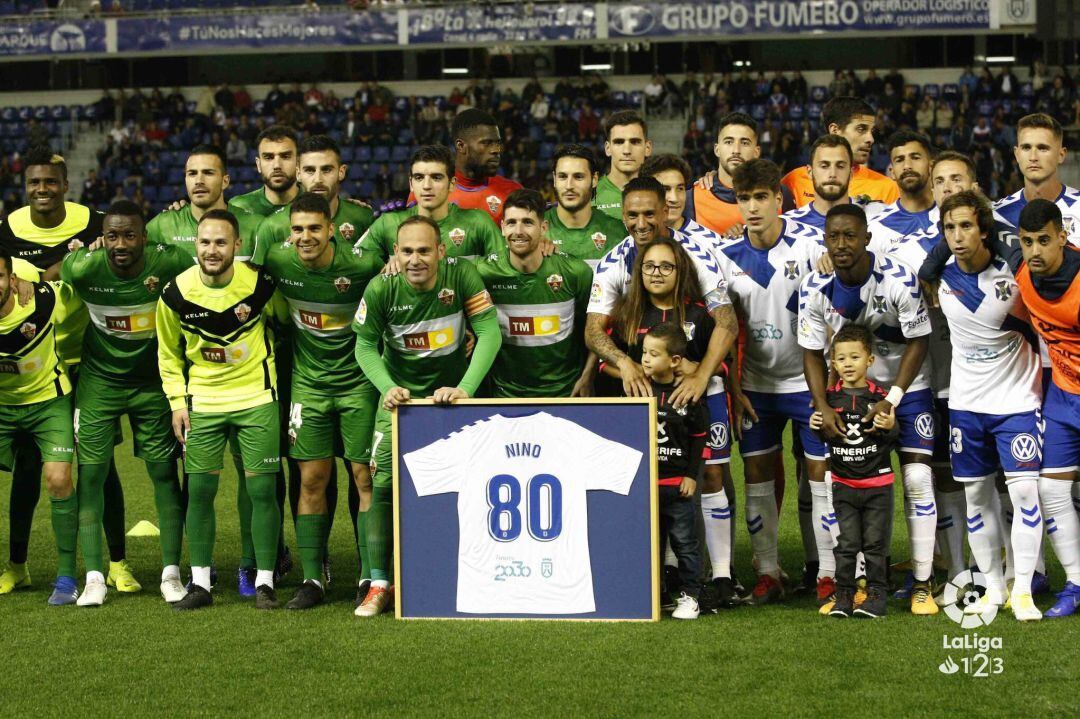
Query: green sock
75 463 109 574
102 460 126 562
367 486 392 582
233 453 255 569
186 473 219 567
324 463 338 549
247 473 281 572
146 461 183 567
356 508 370 581
275 468 287 557
9 449 42 564
296 513 327 582
50 493 78 578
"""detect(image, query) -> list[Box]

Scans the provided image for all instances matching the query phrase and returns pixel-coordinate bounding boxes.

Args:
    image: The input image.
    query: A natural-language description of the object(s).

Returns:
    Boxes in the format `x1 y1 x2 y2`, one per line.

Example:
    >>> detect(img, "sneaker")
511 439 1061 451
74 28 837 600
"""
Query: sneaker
816 576 836 606
286 580 325 610
854 587 887 618
174 585 213 611
0 563 31 594
107 560 142 593
255 584 279 610
238 567 256 597
797 561 820 593
274 547 294 584
910 581 939 616
1045 581 1080 619
963 588 1004 616
1011 593 1042 622
159 577 187 603
750 574 784 605
354 584 394 617
829 589 855 618
354 579 371 609
892 569 914 600
1032 571 1051 596
322 557 332 587
76 578 107 607
48 576 78 606
185 565 218 594
671 592 700 620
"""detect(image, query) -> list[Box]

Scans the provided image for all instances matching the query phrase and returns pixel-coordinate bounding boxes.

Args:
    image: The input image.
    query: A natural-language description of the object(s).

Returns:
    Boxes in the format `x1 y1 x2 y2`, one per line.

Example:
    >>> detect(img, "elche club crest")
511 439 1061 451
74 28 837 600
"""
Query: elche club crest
591 232 607 251
143 275 160 293
19 322 37 340
994 279 1012 301
338 222 355 241
448 228 466 247
334 276 352 294
234 303 252 323
486 195 502 215
438 288 455 306
546 274 564 293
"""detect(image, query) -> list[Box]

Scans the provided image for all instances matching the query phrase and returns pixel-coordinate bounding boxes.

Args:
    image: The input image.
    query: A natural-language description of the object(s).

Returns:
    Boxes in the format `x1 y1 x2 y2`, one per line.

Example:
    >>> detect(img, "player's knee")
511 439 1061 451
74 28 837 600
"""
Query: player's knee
901 462 934 500
245 473 277 504
43 463 73 498
187 473 220 503
701 464 725 493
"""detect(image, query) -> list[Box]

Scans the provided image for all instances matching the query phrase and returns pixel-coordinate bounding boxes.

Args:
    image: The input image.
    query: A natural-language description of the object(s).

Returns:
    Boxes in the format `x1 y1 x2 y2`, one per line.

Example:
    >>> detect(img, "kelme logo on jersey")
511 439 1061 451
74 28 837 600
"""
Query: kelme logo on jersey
546 274 564 293
234 303 252 323
334 276 352 293
994 279 1012 301
143 275 160 293
19 322 36 340
403 327 455 351
486 195 502 215
448 228 466 247
784 260 799 280
591 232 607 251
200 342 249 364
509 315 560 337
438 288 455 306
339 222 355 241
871 295 887 314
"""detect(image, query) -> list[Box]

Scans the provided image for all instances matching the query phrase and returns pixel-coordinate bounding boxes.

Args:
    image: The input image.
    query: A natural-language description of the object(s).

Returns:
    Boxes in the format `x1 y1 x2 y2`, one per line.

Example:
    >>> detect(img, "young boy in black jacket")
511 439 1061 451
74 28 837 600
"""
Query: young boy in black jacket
810 324 898 619
642 322 709 620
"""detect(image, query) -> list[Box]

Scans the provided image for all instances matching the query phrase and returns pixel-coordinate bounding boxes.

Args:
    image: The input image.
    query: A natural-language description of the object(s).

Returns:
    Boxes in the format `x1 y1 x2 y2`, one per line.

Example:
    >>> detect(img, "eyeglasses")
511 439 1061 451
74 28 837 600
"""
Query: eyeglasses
642 261 676 276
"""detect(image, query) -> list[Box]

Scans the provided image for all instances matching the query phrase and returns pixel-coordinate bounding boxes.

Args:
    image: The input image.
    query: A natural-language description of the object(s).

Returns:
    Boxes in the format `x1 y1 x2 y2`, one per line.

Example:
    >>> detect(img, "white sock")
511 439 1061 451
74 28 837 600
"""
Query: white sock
161 565 180 582
308 578 324 590
86 570 105 584
372 579 389 589
192 566 212 591
1040 477 1080 584
1007 477 1042 596
964 481 1006 594
664 542 678 569
902 462 936 582
745 481 780 577
809 480 836 578
855 553 866 578
998 490 1016 582
797 474 818 566
701 491 732 579
935 488 967 581
255 569 274 589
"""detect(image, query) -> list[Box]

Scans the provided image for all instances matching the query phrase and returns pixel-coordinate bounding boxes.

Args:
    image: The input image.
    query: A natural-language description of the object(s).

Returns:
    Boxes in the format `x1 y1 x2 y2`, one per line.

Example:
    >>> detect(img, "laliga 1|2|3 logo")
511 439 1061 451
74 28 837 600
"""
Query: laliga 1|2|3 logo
937 569 1005 678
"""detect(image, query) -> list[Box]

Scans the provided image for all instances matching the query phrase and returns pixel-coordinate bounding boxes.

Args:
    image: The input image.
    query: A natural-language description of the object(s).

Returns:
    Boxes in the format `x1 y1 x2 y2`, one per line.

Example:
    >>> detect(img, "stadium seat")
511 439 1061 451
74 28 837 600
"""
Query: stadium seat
390 145 410 163
1020 82 1034 98
347 164 364 181
166 167 184 185
750 104 766 121
358 180 375 198
788 104 804 121
357 146 372 162
807 103 822 120
339 146 354 162
810 86 828 102
941 84 959 101
922 84 940 99
17 106 31 121
628 91 644 108
373 146 390 163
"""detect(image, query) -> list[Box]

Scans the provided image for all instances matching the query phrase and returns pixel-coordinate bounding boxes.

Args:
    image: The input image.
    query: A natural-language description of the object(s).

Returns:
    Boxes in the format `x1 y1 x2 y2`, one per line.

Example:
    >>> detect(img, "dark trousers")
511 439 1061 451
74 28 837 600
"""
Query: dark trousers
658 486 701 598
832 482 893 592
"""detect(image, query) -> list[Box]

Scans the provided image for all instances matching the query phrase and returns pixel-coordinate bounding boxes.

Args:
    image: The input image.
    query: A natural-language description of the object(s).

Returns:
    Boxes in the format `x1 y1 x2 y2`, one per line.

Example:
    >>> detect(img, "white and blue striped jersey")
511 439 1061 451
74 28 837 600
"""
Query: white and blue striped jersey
678 217 726 256
866 200 937 254
782 197 886 234
587 228 731 316
798 252 932 392
715 219 825 393
993 185 1080 247
938 256 1041 414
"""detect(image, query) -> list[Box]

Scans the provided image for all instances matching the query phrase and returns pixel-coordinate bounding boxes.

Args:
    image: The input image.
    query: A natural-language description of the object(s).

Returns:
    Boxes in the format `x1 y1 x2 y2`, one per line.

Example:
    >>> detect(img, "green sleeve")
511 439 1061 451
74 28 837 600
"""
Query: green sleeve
155 295 188 411
238 211 266 265
52 280 84 328
357 214 390 263
145 214 163 246
255 214 288 257
268 288 290 334
352 283 396 395
58 250 77 284
481 217 505 258
459 309 501 396
570 258 592 339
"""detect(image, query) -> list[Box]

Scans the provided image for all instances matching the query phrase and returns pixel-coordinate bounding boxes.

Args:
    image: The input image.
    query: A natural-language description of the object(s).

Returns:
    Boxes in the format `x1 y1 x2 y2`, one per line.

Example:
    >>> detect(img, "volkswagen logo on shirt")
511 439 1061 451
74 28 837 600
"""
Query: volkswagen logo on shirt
914 412 936 440
1010 433 1039 463
709 422 728 450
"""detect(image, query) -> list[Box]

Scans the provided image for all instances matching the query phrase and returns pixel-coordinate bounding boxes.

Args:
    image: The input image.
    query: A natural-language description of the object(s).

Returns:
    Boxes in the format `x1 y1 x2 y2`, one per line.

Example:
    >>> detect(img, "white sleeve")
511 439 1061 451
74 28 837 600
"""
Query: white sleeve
797 276 829 351
403 432 468 497
892 273 932 339
565 420 643 495
586 253 627 316
684 242 731 313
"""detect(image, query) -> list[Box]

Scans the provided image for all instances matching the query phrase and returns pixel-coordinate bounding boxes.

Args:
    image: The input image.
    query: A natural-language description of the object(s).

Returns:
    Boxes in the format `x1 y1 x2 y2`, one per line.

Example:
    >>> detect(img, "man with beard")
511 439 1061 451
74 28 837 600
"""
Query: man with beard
543 144 626 269
866 131 937 253
228 125 301 218
60 200 191 606
688 112 795 237
782 98 899 208
593 111 652 221
783 134 886 233
157 209 283 610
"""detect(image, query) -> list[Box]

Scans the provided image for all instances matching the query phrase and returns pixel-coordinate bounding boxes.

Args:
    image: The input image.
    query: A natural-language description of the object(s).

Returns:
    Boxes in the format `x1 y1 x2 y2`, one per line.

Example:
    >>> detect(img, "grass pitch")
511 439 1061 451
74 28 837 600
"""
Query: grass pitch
0 431 1076 717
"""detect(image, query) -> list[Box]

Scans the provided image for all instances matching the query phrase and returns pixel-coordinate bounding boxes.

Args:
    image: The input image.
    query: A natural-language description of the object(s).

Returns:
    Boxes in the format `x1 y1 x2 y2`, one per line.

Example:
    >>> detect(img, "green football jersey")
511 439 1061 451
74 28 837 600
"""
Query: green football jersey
543 206 626 268
145 205 261 262
59 244 192 384
592 175 625 221
358 204 503 264
228 187 291 218
253 200 375 266
477 252 592 398
352 258 496 395
263 239 382 393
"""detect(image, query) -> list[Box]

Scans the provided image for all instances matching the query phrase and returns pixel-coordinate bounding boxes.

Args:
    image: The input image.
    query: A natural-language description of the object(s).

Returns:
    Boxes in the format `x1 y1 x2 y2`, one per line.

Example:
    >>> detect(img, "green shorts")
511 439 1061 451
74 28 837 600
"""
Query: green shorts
75 371 177 465
0 394 75 467
288 384 378 464
185 401 281 475
371 403 394 488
